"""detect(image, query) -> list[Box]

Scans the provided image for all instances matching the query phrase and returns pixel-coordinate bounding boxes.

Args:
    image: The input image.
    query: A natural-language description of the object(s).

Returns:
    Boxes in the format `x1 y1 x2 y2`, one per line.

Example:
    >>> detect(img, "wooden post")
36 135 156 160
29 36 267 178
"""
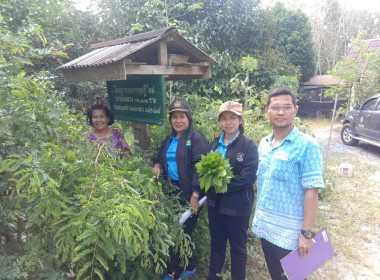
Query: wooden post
158 41 168 65
132 41 168 150
131 122 150 150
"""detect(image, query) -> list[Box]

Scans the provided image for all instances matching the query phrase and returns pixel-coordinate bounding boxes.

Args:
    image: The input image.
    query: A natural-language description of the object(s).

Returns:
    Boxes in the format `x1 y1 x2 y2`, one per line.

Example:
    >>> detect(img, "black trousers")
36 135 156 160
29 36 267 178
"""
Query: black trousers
261 238 292 280
207 205 250 280
166 180 199 278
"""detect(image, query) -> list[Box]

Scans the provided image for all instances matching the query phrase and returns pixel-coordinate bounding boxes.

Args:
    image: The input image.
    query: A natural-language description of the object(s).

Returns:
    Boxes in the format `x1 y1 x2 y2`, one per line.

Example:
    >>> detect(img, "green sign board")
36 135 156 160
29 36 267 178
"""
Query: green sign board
107 75 166 125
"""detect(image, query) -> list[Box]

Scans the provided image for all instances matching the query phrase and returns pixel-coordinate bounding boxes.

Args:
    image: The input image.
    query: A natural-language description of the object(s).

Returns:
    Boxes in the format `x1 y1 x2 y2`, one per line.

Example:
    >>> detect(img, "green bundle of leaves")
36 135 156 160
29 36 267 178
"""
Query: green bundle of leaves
196 151 234 193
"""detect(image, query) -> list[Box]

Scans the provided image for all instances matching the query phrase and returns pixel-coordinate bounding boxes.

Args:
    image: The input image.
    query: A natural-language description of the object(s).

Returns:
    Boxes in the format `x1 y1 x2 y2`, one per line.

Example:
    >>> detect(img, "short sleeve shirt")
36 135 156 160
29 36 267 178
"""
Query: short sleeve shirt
251 126 324 250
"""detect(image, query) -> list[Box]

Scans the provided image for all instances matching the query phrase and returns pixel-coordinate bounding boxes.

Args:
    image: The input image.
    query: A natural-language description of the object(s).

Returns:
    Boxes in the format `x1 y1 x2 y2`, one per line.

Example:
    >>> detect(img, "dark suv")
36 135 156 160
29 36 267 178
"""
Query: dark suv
341 95 380 148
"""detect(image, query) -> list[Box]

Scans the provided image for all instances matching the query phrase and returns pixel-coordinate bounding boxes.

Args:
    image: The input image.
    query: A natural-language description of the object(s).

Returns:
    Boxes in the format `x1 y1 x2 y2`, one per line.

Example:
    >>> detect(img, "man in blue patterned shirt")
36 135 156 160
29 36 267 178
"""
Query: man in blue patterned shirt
251 88 324 280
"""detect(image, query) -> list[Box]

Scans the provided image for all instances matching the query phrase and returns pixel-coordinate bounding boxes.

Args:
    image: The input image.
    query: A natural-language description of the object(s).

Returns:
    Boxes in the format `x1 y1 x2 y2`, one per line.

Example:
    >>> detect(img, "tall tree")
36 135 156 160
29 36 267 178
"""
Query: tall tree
95 0 281 98
310 0 380 74
273 2 316 83
328 35 380 107
174 0 281 97
0 0 103 108
0 0 99 68
65 0 306 100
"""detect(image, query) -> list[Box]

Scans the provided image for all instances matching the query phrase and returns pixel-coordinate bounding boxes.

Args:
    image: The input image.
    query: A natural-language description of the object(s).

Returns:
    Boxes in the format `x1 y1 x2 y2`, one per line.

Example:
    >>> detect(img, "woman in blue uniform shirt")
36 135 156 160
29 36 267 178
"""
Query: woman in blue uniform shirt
152 99 208 280
207 101 258 280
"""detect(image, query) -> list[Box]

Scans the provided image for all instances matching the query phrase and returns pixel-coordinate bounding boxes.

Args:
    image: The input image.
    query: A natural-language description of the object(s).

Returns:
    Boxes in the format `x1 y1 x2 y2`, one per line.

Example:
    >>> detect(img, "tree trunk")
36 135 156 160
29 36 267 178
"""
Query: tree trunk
131 122 150 150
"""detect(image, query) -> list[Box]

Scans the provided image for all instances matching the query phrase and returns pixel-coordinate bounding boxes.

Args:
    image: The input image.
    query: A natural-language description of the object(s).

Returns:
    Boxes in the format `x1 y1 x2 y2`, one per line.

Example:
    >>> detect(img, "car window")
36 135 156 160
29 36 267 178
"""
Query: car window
376 99 380 111
361 98 378 111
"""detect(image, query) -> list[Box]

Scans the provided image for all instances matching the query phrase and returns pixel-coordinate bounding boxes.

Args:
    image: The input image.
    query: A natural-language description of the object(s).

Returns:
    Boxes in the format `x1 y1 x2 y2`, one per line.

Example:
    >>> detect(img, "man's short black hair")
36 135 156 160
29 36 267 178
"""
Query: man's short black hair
87 104 115 127
267 88 297 107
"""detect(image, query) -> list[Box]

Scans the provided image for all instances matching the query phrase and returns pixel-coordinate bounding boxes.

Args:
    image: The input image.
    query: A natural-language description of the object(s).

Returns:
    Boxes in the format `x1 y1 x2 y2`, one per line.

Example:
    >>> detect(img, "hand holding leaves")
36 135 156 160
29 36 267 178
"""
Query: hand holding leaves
195 151 234 193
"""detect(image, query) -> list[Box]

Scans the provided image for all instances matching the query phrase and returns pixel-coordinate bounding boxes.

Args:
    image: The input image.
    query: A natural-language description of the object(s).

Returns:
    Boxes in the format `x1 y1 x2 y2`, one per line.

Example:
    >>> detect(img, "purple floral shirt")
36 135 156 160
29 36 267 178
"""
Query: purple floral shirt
87 129 131 150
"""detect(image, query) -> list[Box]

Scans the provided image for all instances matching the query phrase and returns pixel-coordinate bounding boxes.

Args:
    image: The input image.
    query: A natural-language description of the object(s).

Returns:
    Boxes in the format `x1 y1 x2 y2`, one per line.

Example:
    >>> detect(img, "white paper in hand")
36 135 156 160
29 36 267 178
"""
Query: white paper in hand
179 196 207 224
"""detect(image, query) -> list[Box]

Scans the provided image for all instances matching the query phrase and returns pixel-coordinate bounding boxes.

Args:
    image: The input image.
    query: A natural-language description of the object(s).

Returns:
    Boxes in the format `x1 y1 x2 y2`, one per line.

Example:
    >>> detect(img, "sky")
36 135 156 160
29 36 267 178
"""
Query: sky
74 0 96 11
340 0 380 12
75 0 380 14
261 0 380 14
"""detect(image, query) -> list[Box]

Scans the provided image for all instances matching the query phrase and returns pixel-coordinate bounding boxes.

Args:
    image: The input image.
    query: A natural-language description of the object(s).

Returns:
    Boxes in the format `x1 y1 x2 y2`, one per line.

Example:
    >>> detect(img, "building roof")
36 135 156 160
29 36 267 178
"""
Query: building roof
346 38 380 59
301 75 342 86
57 27 217 70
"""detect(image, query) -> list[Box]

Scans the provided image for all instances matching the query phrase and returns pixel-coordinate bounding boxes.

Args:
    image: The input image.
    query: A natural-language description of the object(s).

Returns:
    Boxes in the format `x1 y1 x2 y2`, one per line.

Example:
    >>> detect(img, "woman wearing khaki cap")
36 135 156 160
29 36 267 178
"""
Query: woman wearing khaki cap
206 101 258 280
152 99 209 280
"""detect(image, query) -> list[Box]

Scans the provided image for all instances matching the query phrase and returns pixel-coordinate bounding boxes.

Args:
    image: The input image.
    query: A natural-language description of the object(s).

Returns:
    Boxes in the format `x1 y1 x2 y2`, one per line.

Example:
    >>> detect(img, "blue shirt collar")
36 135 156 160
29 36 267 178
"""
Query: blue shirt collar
170 133 180 140
266 126 299 143
286 126 300 141
265 125 300 143
219 129 240 147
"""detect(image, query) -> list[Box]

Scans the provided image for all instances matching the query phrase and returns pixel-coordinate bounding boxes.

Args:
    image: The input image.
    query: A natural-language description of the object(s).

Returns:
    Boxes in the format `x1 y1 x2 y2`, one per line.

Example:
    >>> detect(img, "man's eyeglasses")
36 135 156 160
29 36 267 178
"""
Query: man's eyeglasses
268 105 295 112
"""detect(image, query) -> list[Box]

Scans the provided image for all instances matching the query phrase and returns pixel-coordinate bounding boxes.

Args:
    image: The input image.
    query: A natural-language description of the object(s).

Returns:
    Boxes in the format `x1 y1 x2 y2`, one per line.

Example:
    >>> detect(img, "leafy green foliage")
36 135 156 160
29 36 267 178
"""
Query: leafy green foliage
196 151 234 193
230 56 259 111
270 75 299 93
0 255 29 280
2 144 189 279
0 0 104 111
273 2 316 83
0 2 325 278
327 34 380 110
95 0 308 99
0 15 195 279
0 83 194 279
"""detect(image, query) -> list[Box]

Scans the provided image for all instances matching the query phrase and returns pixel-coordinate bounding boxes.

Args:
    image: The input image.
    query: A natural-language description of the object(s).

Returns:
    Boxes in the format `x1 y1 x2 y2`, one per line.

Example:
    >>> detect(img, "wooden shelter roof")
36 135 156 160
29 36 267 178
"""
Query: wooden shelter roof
57 27 217 82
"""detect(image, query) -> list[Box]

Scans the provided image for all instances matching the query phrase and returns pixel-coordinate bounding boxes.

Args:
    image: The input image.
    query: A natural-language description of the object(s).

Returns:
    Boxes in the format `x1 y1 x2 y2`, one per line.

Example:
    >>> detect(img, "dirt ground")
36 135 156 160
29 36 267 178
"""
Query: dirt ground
310 121 380 280
314 123 380 168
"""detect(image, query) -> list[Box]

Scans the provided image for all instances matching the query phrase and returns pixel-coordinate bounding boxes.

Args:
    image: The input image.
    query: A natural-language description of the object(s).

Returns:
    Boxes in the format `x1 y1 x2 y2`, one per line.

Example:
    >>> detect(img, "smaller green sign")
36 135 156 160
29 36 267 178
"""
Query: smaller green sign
107 75 166 125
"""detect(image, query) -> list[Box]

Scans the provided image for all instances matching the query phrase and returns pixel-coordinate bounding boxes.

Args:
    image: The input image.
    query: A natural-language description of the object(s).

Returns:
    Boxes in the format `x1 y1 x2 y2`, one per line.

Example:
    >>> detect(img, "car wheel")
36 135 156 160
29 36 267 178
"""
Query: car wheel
341 124 359 146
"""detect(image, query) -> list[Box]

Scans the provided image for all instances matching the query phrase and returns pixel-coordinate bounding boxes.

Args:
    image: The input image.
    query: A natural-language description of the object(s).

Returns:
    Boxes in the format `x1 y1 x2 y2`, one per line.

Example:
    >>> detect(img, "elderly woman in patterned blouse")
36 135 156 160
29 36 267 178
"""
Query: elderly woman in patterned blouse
85 104 132 155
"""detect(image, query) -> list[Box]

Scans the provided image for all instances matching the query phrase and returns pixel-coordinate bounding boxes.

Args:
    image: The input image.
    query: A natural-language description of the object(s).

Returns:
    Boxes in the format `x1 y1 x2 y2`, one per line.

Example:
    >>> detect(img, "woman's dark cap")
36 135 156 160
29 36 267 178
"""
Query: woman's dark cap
169 100 190 113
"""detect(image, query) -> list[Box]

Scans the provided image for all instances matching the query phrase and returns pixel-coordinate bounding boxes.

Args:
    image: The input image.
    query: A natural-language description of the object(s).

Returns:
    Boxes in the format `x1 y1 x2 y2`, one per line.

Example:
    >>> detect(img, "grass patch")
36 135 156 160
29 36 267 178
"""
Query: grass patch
246 235 271 280
302 117 332 130
311 151 380 279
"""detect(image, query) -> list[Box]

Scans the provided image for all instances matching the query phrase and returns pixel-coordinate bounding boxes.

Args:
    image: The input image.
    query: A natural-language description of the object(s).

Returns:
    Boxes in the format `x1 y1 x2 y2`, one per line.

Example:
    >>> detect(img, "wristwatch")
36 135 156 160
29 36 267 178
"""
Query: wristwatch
301 229 316 239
